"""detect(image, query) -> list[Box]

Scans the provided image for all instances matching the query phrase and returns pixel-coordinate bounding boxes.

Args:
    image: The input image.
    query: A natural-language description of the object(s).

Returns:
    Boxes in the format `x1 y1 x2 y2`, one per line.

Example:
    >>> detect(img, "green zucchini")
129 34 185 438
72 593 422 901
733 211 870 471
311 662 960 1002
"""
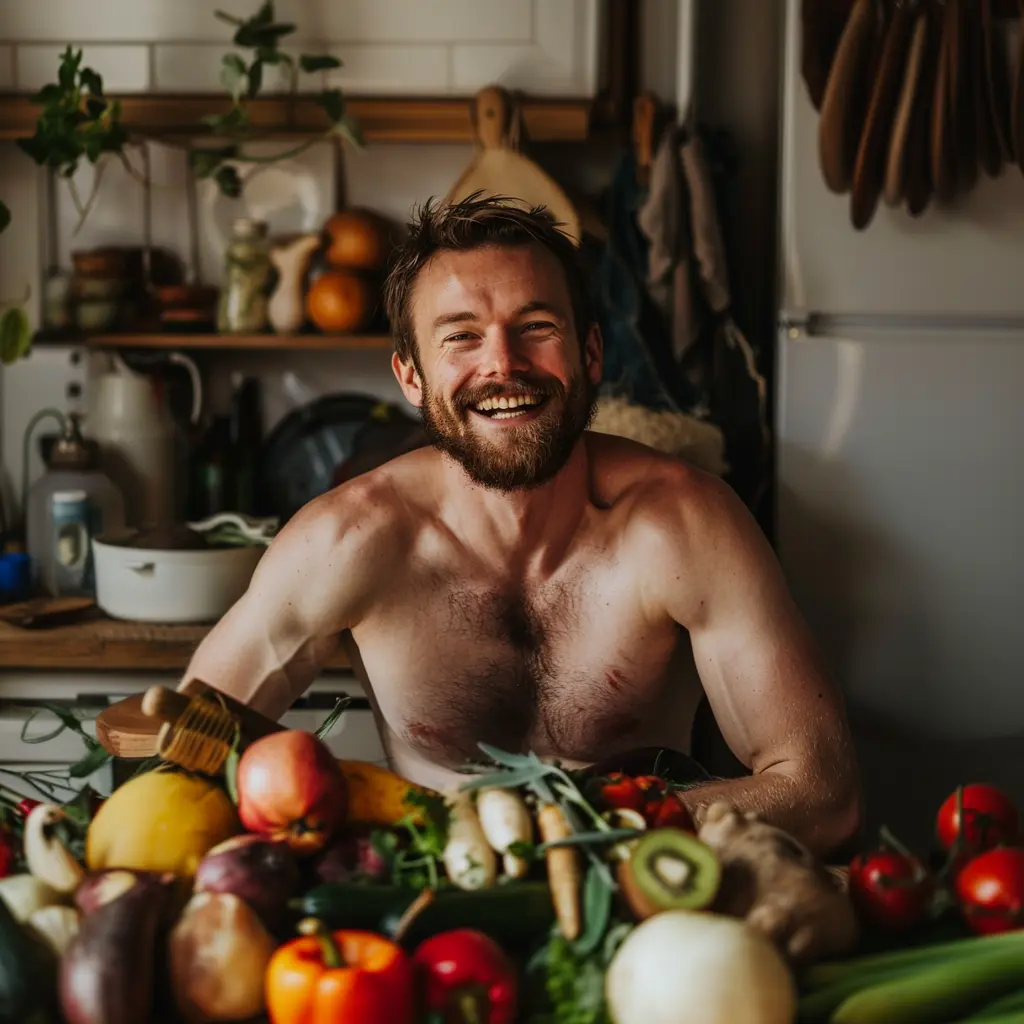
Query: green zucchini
292 880 555 947
831 947 1024 1024
0 891 57 1023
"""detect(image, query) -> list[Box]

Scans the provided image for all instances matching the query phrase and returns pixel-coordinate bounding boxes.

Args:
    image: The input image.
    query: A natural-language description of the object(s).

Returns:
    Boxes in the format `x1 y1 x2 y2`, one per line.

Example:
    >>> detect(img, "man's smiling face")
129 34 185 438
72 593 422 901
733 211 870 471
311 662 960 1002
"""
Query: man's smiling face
394 242 601 491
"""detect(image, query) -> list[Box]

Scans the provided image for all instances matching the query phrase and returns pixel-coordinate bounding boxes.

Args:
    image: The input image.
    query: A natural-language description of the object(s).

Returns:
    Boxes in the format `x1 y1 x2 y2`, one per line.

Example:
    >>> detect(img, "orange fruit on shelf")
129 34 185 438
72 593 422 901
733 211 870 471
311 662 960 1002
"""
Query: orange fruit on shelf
306 269 375 333
324 209 389 271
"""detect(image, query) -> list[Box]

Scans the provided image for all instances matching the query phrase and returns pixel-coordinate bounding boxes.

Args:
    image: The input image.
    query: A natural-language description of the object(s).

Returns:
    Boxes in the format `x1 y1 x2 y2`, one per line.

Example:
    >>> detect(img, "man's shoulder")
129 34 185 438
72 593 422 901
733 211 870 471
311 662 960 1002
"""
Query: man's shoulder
586 429 731 518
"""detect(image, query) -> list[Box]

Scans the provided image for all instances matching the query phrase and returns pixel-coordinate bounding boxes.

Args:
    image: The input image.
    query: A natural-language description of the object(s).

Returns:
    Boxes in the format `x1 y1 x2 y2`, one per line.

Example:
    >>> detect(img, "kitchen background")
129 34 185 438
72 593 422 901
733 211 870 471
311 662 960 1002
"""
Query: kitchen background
0 0 1016 850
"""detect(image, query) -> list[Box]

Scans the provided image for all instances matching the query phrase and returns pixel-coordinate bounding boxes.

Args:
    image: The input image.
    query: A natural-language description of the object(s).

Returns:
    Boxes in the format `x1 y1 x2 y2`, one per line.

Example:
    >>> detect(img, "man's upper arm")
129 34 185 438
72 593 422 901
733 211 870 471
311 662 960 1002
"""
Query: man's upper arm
182 481 399 718
652 470 855 780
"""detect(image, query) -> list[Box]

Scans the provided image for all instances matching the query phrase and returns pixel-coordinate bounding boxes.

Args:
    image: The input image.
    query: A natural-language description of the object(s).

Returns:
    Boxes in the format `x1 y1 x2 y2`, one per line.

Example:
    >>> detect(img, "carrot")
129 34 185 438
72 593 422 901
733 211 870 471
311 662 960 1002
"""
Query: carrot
537 802 581 941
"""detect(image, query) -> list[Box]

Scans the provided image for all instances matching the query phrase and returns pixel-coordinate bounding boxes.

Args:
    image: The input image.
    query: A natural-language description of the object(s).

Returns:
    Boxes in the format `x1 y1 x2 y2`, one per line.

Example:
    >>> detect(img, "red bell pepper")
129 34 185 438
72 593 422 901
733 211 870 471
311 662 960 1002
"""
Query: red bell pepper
413 928 518 1024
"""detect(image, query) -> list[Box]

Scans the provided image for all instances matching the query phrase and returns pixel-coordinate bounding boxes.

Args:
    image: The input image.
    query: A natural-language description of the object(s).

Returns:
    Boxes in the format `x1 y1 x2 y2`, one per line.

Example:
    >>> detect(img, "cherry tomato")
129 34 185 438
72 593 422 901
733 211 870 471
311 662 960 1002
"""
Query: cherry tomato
647 793 695 831
955 846 1024 935
937 784 1019 855
0 831 16 879
600 774 644 814
848 849 934 932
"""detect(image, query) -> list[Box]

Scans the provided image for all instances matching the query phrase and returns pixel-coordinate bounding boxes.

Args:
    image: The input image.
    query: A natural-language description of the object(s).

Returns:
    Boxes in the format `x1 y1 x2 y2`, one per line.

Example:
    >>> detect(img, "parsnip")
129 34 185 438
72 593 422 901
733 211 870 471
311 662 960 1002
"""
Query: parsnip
537 802 581 941
442 790 497 890
24 803 85 894
476 787 533 878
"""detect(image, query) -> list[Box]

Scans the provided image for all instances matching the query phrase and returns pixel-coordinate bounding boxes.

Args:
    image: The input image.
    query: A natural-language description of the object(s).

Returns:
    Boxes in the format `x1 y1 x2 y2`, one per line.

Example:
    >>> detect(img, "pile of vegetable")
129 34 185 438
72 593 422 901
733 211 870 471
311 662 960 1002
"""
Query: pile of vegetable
0 720 1022 1024
800 783 1024 1023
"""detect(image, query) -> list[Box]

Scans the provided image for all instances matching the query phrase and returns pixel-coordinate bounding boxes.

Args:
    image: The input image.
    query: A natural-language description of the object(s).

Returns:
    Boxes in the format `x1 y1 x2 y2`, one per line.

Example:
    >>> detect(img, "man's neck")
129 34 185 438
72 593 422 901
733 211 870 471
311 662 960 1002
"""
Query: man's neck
439 437 592 576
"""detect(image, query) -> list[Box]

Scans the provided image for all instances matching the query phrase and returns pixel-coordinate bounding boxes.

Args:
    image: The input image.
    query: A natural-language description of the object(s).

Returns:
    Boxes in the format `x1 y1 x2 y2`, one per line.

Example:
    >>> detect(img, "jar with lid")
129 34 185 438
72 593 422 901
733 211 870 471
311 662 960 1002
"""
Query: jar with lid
26 414 126 597
217 218 272 334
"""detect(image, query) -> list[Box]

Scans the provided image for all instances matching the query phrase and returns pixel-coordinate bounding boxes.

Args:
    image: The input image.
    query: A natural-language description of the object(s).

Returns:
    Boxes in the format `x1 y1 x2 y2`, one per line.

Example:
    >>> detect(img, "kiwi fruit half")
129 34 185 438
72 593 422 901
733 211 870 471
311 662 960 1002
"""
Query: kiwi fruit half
618 828 721 920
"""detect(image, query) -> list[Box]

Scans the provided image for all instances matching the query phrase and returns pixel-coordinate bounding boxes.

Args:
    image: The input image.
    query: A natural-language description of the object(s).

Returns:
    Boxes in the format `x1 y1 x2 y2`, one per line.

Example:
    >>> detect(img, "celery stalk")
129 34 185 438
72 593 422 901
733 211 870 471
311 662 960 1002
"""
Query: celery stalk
956 985 1024 1020
831 948 1024 1024
806 929 1024 990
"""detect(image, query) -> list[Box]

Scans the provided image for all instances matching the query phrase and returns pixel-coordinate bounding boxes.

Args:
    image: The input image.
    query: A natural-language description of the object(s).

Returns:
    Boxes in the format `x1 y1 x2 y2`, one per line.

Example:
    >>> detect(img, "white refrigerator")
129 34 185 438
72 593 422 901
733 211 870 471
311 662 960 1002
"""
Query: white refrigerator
775 0 1024 846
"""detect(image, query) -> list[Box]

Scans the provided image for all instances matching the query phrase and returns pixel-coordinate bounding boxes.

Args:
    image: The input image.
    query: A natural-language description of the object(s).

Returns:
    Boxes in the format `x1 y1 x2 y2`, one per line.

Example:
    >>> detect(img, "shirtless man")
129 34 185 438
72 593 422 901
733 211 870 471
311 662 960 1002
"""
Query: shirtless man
183 195 861 857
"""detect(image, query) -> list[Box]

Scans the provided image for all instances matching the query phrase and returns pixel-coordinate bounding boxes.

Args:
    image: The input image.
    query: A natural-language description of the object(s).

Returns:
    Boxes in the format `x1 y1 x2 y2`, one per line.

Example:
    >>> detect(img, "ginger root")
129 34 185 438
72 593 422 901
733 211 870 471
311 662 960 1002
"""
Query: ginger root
697 801 859 966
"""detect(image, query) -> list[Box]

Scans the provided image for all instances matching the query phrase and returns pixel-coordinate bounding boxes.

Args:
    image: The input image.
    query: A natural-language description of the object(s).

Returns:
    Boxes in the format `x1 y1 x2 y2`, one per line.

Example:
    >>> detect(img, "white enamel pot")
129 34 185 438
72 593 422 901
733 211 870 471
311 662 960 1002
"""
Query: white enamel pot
91 535 264 624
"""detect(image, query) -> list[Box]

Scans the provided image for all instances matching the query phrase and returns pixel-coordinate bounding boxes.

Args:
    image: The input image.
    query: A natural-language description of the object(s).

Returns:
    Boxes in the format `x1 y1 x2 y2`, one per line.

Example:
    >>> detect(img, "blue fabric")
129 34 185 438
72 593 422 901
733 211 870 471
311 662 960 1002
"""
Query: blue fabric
585 151 701 415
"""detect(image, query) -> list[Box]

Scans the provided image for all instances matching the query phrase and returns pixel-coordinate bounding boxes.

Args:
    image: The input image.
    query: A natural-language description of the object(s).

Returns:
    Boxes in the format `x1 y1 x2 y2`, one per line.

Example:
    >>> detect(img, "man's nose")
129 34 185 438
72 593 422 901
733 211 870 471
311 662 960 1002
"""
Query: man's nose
481 328 529 376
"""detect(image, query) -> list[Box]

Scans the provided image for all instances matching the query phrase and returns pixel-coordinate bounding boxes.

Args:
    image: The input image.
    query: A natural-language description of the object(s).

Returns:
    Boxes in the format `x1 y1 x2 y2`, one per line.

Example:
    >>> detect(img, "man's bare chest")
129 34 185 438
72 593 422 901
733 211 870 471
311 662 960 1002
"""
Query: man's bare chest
352 568 683 766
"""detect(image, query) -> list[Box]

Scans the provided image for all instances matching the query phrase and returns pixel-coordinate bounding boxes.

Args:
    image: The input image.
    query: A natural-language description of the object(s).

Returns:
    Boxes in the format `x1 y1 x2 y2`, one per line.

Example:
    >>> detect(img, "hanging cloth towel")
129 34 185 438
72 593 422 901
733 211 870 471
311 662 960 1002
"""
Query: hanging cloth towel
637 124 770 508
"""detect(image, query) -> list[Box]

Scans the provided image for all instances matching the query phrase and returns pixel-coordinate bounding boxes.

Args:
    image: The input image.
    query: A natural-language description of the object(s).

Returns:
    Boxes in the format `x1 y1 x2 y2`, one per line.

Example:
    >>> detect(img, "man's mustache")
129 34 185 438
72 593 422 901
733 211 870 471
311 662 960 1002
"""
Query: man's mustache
453 376 565 410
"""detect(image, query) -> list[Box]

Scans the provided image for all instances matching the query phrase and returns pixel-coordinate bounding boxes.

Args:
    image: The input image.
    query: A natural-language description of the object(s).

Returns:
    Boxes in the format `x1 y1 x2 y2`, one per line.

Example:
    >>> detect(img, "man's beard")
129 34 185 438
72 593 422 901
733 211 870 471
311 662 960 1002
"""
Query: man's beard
418 368 597 492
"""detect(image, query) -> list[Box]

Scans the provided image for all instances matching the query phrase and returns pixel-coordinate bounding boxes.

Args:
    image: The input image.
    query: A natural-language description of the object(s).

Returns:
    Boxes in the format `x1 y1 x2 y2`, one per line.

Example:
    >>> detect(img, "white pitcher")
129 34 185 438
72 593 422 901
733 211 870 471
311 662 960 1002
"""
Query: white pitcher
87 352 202 527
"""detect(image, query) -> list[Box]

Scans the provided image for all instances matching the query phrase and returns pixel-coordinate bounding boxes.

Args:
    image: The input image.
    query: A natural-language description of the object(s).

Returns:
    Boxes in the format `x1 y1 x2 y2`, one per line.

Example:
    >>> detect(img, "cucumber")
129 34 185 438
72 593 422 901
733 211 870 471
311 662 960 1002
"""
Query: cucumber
831 948 1024 1024
292 880 555 947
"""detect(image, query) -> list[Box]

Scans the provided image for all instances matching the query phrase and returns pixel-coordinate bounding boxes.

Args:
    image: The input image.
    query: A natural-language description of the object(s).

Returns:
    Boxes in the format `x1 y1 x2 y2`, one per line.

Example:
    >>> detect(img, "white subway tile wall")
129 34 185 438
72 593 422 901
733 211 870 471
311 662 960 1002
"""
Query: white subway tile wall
17 44 151 93
0 45 13 90
0 0 599 96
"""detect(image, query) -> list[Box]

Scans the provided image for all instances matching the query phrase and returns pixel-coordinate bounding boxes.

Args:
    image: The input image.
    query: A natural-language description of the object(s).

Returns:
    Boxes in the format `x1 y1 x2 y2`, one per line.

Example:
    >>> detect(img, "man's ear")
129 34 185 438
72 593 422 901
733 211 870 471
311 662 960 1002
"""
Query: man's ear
584 322 603 385
392 351 424 408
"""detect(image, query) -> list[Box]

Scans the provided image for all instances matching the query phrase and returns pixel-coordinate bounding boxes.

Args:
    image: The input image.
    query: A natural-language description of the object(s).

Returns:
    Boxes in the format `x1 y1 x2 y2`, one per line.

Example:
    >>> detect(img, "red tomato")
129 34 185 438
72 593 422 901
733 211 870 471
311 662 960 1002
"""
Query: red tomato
646 794 696 831
600 774 645 814
16 798 39 819
937 784 1019 855
955 847 1024 935
848 849 934 932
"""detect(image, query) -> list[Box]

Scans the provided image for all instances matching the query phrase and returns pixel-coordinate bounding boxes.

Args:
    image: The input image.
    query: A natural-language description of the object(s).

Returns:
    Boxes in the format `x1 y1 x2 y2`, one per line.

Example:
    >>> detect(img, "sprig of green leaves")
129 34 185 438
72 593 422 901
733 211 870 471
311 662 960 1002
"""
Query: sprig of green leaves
192 1 361 197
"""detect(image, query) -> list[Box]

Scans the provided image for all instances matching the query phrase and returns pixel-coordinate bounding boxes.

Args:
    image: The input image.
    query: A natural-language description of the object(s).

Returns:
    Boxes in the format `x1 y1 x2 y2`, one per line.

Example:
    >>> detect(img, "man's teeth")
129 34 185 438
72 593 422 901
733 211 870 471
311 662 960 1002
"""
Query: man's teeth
474 394 541 412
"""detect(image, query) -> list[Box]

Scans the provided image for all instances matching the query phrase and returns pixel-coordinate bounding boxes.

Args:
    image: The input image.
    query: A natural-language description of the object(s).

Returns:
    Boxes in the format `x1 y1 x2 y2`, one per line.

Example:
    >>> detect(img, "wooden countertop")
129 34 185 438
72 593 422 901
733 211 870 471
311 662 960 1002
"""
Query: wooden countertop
0 612 352 672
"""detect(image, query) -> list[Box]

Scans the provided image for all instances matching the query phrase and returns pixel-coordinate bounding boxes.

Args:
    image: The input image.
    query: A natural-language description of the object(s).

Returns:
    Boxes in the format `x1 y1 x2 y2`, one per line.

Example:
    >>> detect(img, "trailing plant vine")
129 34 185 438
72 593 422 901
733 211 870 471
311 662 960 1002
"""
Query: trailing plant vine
189 1 364 198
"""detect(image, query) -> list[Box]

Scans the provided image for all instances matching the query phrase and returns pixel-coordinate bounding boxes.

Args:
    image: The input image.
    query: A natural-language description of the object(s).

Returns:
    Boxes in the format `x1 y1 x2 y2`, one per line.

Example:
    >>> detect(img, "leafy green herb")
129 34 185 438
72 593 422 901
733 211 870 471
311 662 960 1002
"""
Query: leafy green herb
315 696 351 741
545 931 611 1024
224 725 242 804
0 307 29 366
197 1 359 196
16 46 131 232
387 789 451 891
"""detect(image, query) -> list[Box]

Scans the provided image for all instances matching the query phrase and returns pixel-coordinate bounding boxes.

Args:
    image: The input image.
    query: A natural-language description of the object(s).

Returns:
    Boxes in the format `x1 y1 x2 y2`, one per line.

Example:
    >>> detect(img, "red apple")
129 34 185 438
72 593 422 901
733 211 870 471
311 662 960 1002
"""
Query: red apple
235 730 347 854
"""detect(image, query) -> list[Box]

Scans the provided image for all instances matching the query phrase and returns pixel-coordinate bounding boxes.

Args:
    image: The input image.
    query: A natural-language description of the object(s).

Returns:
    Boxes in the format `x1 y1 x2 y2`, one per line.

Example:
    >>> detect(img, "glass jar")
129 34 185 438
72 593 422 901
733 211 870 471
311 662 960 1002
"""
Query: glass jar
217 218 271 334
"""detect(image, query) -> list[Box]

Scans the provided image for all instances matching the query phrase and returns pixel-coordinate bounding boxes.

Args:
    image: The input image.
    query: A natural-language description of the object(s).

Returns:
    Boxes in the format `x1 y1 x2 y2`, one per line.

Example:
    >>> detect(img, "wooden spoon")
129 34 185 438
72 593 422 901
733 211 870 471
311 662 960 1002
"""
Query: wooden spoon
852 0 916 229
1013 0 1024 170
952 0 979 192
802 0 854 109
884 3 930 207
819 0 881 193
984 0 1015 164
931 0 959 202
906 1 942 216
976 0 1006 175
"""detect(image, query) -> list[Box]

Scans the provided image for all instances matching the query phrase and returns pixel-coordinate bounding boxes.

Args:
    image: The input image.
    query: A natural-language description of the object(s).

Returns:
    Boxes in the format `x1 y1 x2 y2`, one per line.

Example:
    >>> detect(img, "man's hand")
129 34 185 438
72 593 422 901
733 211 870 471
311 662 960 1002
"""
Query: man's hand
646 468 861 858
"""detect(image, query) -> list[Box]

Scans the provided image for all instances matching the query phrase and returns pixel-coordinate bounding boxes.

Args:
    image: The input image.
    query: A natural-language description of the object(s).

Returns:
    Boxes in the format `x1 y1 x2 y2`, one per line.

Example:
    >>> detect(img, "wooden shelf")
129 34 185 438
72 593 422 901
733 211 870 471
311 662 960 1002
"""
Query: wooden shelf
0 613 352 672
0 93 594 144
73 332 394 352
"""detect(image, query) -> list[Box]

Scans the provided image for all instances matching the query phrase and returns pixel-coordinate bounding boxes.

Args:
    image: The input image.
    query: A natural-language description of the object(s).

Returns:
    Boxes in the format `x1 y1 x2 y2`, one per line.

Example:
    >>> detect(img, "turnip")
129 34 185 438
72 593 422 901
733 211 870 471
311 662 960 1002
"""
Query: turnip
476 787 534 878
605 910 797 1024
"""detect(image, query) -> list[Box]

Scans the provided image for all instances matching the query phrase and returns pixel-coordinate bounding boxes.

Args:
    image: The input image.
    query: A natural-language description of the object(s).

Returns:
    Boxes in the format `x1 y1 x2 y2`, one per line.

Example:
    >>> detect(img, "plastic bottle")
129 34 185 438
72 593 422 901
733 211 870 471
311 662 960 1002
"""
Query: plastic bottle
26 414 126 597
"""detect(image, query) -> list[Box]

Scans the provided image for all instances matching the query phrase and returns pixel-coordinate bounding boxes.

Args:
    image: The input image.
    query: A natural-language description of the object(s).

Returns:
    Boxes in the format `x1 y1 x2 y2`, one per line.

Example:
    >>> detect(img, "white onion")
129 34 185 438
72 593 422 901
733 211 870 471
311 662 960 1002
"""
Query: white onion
606 910 797 1024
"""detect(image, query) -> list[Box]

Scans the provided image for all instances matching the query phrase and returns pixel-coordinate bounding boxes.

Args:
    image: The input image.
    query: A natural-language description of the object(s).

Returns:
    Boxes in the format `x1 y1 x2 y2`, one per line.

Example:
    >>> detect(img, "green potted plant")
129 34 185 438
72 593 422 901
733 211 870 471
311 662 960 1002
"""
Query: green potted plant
190 1 364 198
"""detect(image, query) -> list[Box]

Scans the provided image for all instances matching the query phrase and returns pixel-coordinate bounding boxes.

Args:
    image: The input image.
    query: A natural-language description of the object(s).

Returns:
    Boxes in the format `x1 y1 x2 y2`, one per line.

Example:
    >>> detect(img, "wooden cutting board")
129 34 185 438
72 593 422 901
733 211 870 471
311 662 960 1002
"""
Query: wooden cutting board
446 86 580 244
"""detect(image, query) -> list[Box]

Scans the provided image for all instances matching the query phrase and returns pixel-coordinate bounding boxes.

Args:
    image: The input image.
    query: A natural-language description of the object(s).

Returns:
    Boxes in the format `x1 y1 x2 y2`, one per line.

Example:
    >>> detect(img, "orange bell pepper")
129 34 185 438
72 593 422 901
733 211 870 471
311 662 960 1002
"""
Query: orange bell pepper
265 918 414 1024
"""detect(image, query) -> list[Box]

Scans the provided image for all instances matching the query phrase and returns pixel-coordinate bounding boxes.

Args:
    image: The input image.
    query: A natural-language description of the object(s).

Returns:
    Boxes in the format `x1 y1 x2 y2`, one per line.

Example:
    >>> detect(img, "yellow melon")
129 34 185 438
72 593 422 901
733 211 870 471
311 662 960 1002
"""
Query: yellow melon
86 769 241 878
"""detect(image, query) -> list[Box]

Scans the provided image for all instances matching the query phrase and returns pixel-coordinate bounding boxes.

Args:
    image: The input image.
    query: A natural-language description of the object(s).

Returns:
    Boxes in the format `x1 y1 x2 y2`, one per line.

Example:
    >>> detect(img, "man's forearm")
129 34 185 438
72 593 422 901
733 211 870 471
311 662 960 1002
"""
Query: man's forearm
677 765 862 859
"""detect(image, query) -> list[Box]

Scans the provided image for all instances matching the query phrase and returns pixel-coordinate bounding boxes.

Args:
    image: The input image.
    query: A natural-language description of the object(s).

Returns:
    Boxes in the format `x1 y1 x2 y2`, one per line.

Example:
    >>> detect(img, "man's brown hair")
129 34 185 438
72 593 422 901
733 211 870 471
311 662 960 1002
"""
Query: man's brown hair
383 192 594 367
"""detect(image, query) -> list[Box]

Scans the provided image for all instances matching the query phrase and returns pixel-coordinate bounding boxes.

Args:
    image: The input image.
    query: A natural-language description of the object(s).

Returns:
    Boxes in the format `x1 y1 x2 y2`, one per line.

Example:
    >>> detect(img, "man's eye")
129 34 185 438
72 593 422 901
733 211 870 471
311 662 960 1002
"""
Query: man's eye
445 333 476 343
522 321 555 332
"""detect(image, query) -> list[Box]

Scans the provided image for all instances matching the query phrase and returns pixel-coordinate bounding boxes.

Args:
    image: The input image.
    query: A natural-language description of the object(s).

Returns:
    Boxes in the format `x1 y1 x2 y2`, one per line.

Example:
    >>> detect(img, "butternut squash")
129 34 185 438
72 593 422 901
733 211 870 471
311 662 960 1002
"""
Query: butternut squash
85 769 240 878
336 760 434 826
